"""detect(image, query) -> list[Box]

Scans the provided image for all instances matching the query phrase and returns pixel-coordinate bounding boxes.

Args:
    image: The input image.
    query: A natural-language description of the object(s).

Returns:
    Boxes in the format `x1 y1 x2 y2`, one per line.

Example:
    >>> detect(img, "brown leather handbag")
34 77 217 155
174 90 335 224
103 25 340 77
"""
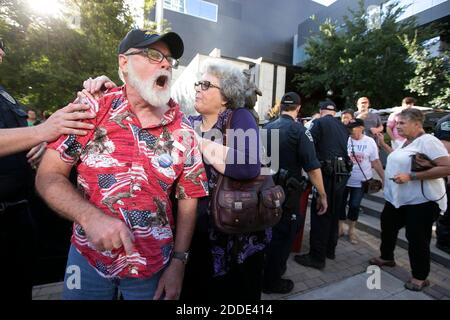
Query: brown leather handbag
210 111 285 234
411 153 437 172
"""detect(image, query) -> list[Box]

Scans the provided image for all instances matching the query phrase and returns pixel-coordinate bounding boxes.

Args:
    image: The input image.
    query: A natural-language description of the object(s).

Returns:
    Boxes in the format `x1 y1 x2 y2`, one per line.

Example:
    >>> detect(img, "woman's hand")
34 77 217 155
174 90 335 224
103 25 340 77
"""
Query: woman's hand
392 173 411 184
83 76 117 96
27 142 47 168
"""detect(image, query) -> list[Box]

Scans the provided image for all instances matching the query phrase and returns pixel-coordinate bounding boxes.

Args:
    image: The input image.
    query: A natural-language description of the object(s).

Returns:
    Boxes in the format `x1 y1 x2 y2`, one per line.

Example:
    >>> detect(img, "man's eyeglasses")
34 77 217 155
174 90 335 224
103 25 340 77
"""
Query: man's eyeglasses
124 48 179 69
194 80 221 91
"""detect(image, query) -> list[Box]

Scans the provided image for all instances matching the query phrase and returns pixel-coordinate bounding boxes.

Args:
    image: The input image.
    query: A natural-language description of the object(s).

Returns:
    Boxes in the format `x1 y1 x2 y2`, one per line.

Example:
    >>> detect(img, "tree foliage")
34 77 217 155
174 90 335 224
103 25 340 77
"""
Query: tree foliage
0 0 136 112
400 33 450 109
293 0 432 113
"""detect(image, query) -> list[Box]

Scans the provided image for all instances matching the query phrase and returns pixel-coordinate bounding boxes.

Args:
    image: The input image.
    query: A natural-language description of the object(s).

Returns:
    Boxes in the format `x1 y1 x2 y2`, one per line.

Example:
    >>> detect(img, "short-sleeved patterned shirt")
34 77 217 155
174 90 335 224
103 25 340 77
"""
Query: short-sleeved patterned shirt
48 86 208 279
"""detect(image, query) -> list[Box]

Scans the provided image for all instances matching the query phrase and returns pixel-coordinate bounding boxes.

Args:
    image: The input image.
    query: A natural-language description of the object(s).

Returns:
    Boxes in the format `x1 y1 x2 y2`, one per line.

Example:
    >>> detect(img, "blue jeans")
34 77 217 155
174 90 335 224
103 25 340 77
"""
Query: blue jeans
62 245 162 300
340 186 365 222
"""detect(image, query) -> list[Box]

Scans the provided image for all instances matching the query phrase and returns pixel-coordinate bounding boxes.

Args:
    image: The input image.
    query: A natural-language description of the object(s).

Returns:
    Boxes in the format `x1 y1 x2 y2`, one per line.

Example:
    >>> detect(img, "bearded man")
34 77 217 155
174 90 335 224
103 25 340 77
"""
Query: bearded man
36 30 209 300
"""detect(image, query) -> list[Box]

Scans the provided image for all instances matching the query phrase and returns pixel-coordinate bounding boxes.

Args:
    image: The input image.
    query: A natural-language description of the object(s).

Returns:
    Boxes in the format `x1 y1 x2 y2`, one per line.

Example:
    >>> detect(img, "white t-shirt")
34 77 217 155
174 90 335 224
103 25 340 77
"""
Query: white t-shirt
384 134 448 211
347 135 379 187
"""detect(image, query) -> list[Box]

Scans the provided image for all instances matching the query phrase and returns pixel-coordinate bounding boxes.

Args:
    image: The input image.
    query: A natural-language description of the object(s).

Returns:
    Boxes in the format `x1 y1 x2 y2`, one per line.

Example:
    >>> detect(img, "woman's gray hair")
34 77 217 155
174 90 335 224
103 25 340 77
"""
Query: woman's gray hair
203 61 246 109
398 108 424 125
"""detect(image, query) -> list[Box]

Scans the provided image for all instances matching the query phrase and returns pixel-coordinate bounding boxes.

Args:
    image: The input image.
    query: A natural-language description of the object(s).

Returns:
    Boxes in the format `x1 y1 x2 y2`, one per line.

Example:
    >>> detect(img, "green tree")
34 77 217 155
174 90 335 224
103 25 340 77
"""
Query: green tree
400 32 450 109
293 0 425 113
0 0 137 112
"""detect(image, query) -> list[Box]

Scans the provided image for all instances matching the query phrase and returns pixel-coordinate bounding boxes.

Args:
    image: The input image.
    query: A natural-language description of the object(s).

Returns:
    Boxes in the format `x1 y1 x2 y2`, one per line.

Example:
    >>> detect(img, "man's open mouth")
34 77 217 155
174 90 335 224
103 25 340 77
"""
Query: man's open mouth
155 75 169 88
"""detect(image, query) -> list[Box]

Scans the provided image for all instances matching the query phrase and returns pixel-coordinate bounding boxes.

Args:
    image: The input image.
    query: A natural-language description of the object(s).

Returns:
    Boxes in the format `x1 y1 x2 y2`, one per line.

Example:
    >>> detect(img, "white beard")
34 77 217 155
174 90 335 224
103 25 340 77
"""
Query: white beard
127 59 172 108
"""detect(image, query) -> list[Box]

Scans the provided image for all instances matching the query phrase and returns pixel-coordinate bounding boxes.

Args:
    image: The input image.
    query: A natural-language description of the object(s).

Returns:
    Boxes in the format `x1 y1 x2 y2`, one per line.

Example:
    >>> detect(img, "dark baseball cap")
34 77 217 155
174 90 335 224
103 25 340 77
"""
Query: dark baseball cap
118 29 184 59
346 118 365 129
434 115 450 142
319 100 337 111
281 92 301 107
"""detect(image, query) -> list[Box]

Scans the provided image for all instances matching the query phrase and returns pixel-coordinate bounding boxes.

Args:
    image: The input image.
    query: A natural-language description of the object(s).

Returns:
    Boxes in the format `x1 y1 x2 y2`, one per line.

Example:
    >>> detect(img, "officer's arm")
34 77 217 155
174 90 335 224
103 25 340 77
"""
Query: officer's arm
307 168 326 198
307 168 328 215
0 103 94 157
35 149 102 226
0 126 43 157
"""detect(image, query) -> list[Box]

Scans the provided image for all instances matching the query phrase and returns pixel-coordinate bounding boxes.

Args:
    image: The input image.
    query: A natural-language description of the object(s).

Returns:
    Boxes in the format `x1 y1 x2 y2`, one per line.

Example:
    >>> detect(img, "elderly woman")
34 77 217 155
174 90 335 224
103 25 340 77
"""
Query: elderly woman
371 108 450 291
340 118 384 244
181 61 266 301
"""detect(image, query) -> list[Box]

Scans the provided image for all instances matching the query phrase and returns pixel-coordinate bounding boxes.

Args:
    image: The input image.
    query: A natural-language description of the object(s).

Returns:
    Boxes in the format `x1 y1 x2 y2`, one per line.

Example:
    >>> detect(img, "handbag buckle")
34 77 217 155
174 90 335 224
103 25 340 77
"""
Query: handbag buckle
234 201 243 210
275 200 281 207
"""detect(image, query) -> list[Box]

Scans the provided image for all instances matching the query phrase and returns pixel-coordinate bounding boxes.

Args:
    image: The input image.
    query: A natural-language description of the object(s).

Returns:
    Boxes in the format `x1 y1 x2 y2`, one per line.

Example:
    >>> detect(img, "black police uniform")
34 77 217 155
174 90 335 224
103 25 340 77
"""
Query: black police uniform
307 114 350 264
0 85 35 299
434 114 450 254
263 114 320 291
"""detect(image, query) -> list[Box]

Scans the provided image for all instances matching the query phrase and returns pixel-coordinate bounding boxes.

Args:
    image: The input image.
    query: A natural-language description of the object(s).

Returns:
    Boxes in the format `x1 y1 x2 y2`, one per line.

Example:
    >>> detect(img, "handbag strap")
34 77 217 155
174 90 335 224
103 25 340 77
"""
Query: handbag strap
420 180 446 202
350 137 369 182
221 110 234 147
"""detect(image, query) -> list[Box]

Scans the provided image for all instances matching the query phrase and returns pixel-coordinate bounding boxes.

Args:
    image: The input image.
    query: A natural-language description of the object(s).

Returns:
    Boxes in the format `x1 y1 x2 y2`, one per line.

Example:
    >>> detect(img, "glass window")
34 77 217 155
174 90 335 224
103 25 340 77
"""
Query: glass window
164 0 218 22
164 0 185 12
384 0 448 21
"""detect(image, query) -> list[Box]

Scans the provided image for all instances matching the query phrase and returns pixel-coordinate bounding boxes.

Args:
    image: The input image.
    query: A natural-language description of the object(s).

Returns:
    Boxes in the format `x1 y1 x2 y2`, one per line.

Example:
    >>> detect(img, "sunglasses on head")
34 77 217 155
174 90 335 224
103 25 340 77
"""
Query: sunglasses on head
194 80 221 91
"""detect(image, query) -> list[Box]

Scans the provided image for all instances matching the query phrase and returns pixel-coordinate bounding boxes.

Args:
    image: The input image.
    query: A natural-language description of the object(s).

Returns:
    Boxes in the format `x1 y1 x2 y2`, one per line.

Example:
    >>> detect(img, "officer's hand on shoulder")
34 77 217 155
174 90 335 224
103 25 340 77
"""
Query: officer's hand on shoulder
36 103 96 142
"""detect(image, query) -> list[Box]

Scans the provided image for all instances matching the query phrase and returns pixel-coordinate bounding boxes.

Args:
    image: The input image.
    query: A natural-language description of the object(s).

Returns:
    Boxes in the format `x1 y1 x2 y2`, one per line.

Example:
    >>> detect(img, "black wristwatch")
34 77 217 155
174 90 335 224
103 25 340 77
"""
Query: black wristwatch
172 251 189 264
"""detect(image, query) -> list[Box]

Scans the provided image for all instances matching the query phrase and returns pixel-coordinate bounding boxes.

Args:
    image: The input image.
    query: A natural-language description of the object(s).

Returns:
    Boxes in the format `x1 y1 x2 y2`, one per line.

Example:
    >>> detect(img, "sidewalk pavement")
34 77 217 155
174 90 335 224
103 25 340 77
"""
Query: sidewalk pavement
261 212 450 300
32 210 450 300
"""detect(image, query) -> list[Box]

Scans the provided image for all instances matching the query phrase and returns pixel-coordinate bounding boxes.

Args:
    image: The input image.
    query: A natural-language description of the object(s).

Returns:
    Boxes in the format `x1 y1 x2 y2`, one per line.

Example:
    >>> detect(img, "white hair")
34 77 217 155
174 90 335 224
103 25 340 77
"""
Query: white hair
201 60 245 109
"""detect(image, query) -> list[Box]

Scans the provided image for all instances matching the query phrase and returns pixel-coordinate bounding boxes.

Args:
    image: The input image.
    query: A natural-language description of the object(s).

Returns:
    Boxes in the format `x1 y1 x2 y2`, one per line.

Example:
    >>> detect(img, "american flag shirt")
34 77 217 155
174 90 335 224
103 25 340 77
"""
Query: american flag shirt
48 86 208 279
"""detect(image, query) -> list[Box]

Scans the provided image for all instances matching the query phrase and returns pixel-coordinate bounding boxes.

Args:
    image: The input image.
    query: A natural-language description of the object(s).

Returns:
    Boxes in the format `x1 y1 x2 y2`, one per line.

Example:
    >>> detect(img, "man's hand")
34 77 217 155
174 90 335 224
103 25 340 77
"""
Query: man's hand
316 193 328 215
153 259 185 300
27 142 47 168
37 103 95 142
83 75 117 95
82 212 136 254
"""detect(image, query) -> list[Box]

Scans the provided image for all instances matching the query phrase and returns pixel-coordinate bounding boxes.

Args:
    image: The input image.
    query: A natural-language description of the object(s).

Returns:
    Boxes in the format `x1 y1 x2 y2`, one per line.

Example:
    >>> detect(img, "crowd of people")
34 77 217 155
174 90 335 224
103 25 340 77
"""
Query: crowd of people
1 29 450 301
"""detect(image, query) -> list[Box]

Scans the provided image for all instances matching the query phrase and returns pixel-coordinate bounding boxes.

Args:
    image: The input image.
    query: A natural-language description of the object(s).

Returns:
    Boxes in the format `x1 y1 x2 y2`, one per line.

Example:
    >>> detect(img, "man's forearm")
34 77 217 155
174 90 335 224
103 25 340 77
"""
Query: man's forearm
36 171 101 226
0 126 43 157
307 168 326 196
172 198 198 253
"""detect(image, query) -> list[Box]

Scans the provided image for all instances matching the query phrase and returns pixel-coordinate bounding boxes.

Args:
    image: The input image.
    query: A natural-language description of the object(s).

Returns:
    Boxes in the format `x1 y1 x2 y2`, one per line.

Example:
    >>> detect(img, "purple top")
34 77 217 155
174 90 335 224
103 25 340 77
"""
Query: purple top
189 108 271 276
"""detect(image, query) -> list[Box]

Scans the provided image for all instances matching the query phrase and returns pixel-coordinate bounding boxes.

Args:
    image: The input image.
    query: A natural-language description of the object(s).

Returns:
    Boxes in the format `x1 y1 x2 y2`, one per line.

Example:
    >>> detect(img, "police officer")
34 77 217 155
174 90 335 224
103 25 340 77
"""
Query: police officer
0 38 38 299
434 114 450 254
262 92 327 294
295 100 351 269
0 38 95 299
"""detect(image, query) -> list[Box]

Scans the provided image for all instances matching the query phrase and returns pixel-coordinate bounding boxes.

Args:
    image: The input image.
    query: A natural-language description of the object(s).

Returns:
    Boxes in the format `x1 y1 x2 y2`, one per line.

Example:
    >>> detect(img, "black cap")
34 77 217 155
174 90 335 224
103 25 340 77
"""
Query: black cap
319 100 337 111
434 115 450 142
0 38 4 51
280 92 301 108
346 118 365 129
118 29 184 59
